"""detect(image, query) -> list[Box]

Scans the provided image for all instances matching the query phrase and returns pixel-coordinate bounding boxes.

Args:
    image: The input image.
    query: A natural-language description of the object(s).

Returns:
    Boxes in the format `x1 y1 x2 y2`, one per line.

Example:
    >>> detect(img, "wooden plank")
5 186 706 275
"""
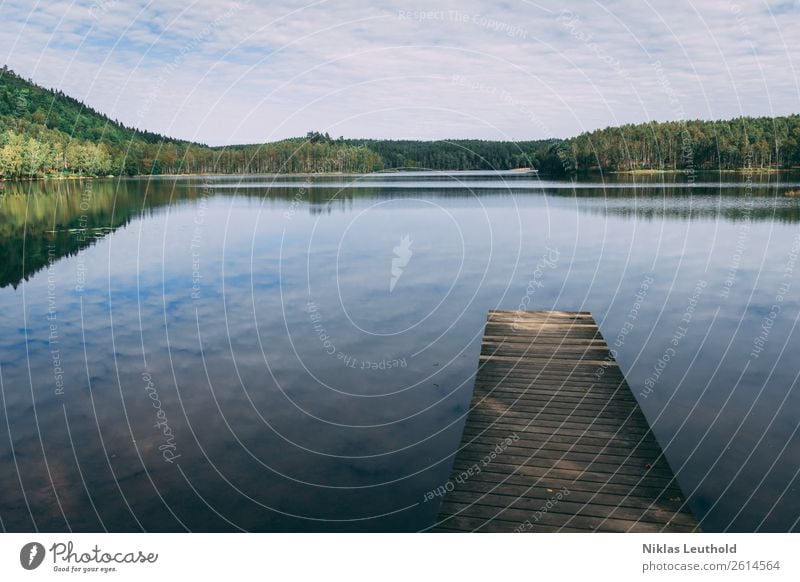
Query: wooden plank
441 494 699 527
431 310 700 533
443 479 687 511
441 469 684 499
437 501 697 532
460 431 665 456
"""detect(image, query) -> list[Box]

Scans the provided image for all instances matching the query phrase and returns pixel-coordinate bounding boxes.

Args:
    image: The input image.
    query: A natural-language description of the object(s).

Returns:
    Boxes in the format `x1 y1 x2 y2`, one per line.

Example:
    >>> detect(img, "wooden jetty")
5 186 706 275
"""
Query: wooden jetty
432 310 700 532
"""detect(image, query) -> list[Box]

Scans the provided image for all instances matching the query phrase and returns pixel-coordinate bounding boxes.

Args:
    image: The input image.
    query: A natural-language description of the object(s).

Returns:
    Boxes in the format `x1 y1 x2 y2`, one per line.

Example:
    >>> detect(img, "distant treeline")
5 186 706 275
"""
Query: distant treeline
1 65 799 179
343 138 543 171
536 116 800 175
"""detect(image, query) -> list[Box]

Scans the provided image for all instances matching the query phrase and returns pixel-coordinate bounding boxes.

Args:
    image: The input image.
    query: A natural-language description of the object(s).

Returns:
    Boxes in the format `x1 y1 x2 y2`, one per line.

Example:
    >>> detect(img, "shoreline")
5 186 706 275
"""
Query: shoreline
1 166 796 184
609 168 789 175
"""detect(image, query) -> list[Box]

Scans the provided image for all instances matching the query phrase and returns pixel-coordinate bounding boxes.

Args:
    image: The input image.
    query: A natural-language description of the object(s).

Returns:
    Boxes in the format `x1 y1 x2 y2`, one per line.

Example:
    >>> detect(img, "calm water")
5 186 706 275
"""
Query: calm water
1 171 799 532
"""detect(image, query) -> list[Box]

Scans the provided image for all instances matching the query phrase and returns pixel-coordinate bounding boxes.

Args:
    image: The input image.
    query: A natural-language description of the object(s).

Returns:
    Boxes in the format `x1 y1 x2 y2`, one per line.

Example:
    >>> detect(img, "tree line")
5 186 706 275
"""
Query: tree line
536 116 800 174
2 65 799 179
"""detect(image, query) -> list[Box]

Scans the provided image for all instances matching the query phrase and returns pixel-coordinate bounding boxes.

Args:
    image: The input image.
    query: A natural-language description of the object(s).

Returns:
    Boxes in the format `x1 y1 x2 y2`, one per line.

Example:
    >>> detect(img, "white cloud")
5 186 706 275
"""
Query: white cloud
1 0 798 145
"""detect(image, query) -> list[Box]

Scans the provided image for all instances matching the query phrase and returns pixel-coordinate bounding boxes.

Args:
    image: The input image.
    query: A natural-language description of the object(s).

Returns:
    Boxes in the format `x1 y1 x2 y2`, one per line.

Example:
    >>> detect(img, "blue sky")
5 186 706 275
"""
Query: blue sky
1 0 798 145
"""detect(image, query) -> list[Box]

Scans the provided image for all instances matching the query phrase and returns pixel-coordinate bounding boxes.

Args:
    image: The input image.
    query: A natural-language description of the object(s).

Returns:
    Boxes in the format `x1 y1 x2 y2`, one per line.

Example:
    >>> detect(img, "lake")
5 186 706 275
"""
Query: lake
1 171 799 532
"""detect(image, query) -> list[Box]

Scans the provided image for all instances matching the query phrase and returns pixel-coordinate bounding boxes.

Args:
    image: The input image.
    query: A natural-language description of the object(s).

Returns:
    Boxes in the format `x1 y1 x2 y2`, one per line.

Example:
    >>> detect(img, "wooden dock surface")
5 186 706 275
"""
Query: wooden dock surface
432 310 699 533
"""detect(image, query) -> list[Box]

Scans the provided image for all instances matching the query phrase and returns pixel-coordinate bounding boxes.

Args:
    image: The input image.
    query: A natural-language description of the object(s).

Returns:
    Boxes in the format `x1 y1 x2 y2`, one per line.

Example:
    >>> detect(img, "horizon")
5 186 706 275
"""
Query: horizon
4 63 798 149
1 0 798 147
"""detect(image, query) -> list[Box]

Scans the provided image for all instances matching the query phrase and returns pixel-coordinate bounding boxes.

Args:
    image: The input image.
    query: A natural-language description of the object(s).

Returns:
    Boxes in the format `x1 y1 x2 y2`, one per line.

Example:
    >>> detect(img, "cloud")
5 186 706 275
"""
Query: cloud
1 0 798 144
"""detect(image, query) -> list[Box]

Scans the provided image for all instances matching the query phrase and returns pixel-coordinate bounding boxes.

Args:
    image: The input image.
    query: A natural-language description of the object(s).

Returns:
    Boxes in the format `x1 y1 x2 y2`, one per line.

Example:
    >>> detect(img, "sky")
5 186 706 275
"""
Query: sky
1 0 799 146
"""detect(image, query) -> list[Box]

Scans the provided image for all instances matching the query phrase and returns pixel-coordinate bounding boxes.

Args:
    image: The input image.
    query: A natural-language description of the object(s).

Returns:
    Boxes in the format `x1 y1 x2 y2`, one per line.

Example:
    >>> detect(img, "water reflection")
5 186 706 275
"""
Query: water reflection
0 173 798 532
4 174 800 291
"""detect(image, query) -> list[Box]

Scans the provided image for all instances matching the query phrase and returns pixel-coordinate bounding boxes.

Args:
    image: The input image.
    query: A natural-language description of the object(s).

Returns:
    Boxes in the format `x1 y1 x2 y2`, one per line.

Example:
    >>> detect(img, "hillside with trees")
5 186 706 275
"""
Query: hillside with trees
536 116 800 175
1 66 799 179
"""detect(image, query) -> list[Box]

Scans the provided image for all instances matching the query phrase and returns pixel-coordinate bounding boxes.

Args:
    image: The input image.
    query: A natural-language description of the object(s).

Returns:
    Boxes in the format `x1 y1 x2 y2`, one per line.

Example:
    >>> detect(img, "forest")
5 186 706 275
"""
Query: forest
536 116 800 174
1 65 799 179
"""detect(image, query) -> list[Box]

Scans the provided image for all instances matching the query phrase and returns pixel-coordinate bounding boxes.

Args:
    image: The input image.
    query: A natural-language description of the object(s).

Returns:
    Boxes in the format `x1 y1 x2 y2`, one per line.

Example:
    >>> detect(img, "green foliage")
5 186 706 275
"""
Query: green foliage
2 65 799 179
345 139 543 171
0 65 190 178
537 116 800 175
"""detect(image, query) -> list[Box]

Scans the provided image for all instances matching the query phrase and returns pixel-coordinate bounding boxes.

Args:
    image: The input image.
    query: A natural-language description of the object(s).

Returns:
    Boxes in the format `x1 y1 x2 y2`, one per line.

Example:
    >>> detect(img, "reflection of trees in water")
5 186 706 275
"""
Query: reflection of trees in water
580 205 800 223
0 178 362 288
568 187 800 223
3 177 799 289
0 178 198 288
